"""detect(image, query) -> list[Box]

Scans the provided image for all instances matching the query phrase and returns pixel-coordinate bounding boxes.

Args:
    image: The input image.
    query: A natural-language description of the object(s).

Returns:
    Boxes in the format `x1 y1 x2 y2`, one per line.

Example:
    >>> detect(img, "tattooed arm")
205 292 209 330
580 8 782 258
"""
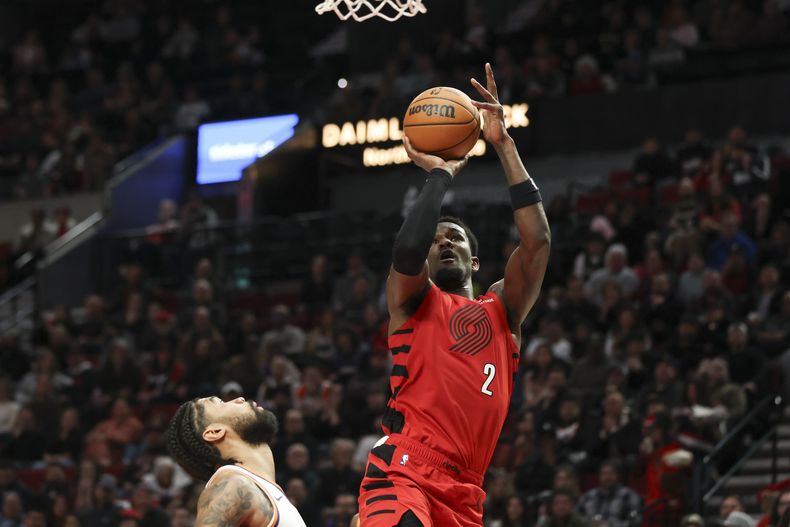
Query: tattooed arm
196 473 275 527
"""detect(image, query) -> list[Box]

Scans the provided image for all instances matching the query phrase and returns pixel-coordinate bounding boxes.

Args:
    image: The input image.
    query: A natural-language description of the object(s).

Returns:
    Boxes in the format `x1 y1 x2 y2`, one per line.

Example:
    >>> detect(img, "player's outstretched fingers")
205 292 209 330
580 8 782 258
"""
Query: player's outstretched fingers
470 100 499 112
485 62 499 100
470 78 496 103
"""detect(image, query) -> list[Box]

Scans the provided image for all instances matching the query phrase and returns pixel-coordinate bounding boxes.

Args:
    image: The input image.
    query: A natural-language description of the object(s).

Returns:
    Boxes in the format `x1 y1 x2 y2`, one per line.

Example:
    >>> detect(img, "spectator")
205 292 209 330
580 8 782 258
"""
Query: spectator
146 200 179 243
292 362 331 419
78 474 121 527
284 478 321 527
637 355 683 415
332 250 378 315
514 425 558 495
0 492 24 527
699 181 743 237
301 254 334 315
179 279 226 333
319 439 362 507
43 407 83 464
726 322 766 389
140 457 192 501
748 265 783 322
536 488 586 527
273 409 318 467
681 513 706 527
665 179 702 269
664 5 700 47
18 209 54 255
568 334 610 397
725 511 758 527
649 28 686 68
22 510 46 527
97 338 143 400
572 234 606 282
173 86 210 131
178 191 219 257
760 490 790 527
328 493 358 527
638 413 692 522
527 56 566 98
51 207 76 239
0 408 47 462
585 244 640 307
633 138 674 186
83 399 143 465
276 443 319 493
721 495 745 522
489 495 529 527
15 350 72 405
577 460 642 527
586 391 641 465
130 484 169 527
526 315 572 363
559 277 598 332
0 462 31 507
757 291 790 360
706 212 757 270
259 305 306 360
0 379 21 437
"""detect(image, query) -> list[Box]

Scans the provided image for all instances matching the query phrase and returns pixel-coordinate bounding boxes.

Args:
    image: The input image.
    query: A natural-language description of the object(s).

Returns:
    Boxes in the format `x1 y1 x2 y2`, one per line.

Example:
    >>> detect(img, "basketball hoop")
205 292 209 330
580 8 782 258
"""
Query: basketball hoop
315 0 427 22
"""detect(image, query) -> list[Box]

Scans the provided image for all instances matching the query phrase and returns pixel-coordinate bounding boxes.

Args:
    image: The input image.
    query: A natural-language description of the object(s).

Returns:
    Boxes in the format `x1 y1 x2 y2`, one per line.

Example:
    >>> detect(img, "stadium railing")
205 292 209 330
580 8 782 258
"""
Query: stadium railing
691 394 785 514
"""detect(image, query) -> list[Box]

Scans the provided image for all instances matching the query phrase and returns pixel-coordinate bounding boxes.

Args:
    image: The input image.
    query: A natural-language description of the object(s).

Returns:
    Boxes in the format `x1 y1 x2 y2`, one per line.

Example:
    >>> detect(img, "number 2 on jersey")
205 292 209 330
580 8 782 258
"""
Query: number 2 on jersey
481 363 496 396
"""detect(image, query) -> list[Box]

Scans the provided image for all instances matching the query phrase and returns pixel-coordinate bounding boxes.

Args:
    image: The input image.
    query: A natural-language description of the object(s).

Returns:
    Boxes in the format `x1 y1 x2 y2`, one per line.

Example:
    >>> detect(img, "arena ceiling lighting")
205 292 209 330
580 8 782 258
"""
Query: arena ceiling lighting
197 114 299 184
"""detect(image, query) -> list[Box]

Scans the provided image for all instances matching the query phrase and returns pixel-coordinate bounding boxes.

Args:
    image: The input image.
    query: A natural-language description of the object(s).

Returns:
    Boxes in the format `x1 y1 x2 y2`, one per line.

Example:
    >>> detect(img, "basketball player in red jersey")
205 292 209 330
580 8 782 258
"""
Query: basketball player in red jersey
357 63 551 527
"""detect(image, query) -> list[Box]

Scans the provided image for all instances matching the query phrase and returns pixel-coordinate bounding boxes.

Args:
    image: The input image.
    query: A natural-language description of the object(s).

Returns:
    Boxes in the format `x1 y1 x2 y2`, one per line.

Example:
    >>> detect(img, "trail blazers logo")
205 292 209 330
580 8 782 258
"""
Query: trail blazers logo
449 304 493 356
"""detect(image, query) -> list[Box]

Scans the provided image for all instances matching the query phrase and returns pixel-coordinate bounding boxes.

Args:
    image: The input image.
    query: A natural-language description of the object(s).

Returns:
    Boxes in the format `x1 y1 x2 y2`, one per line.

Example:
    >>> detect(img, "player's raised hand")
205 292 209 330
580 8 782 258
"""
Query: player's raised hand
471 63 510 147
403 135 468 178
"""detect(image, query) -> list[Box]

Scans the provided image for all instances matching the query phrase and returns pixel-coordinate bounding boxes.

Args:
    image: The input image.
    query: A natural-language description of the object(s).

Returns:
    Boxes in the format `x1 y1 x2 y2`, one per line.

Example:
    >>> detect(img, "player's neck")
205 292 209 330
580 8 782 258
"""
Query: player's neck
229 443 277 483
442 280 475 299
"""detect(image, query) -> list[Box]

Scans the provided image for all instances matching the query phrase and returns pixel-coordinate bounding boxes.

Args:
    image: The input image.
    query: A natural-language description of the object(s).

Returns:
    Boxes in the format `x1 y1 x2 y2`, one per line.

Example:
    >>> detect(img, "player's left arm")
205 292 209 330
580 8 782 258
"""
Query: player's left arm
472 64 551 331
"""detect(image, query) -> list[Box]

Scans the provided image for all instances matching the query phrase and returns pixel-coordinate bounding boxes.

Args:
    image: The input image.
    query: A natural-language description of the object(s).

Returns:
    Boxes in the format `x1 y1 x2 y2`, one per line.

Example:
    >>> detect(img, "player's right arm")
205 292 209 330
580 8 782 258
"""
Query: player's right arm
387 137 468 332
196 472 275 527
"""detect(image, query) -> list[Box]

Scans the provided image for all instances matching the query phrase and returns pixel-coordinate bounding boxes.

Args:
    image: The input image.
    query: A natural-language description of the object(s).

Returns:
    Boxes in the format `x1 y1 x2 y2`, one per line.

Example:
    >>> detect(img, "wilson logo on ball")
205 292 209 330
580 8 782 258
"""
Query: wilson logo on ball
407 104 457 119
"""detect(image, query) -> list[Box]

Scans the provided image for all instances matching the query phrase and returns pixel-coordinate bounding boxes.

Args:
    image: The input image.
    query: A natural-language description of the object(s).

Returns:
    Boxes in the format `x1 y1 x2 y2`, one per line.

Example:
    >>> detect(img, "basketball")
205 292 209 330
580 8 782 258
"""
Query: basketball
403 87 481 160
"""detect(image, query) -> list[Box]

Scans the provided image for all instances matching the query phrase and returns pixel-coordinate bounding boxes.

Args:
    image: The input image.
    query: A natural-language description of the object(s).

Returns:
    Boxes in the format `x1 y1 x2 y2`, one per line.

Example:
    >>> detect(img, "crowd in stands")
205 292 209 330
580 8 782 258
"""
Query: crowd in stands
0 119 788 527
1 0 789 201
325 0 790 120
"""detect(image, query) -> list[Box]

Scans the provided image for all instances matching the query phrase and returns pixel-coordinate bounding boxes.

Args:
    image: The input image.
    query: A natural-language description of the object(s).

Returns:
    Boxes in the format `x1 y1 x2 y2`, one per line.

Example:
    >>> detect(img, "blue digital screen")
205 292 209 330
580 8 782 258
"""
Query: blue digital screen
197 114 299 184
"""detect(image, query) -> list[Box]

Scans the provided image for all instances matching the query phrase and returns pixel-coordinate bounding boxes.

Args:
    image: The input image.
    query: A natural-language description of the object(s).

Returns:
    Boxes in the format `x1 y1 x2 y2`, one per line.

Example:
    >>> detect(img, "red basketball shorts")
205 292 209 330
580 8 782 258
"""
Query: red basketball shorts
358 434 485 527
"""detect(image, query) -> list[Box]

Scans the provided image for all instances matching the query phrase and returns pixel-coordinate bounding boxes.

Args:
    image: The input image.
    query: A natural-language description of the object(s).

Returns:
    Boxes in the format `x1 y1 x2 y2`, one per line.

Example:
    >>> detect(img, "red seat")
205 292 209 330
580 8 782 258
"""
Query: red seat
659 183 679 205
616 187 652 207
0 242 12 261
608 170 633 188
771 154 790 171
575 191 610 215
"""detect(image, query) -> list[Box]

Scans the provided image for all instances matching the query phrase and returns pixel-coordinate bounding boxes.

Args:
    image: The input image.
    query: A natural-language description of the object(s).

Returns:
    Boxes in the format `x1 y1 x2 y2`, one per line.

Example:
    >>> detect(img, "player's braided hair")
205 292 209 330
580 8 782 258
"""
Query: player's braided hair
165 399 236 482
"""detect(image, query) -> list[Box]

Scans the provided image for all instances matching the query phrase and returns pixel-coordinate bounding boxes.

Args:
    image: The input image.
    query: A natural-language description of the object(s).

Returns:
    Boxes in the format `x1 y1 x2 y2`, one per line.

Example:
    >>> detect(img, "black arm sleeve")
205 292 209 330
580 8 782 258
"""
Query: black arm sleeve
391 169 451 276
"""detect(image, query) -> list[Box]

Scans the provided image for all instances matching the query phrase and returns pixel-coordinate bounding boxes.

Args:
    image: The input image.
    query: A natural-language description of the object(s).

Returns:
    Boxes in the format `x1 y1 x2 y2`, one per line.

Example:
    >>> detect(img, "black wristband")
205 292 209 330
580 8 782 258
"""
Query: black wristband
509 179 542 210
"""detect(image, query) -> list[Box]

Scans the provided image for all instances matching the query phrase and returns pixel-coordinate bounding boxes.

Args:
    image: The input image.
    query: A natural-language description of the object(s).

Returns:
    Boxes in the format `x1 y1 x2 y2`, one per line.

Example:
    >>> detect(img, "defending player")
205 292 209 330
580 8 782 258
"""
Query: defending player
165 396 307 527
357 63 551 527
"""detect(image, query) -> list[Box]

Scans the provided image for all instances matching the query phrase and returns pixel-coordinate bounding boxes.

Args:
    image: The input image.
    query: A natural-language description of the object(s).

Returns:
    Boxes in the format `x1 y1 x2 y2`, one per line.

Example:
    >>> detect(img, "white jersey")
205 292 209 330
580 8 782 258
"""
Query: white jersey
205 465 306 527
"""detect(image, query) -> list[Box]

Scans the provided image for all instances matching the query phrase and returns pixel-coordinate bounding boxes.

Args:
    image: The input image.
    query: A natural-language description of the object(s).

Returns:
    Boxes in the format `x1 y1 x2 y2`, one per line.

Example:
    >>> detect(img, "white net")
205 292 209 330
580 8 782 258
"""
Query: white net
315 0 427 22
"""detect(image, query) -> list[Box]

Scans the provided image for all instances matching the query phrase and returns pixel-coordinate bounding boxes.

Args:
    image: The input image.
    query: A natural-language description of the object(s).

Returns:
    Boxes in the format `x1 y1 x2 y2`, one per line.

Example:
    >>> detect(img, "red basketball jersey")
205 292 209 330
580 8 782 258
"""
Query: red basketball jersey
383 283 520 475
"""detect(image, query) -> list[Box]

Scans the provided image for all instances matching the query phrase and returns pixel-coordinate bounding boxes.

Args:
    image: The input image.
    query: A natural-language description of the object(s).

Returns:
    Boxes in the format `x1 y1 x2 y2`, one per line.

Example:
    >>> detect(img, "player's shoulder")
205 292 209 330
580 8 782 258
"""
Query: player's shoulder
487 279 505 298
486 279 521 338
197 468 275 527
